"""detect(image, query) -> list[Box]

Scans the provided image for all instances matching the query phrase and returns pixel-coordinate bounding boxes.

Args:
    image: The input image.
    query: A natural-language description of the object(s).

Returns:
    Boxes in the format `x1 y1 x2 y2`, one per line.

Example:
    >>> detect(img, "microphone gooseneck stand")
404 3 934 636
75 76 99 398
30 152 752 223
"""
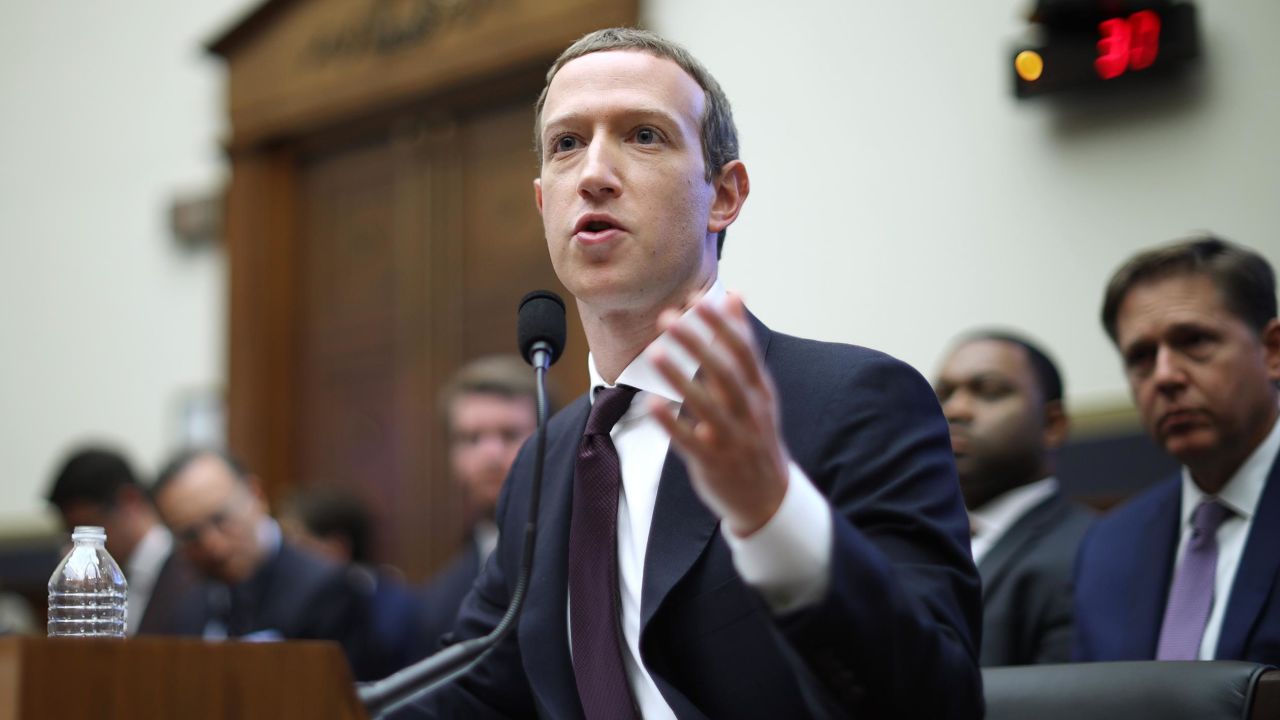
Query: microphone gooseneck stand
358 338 558 718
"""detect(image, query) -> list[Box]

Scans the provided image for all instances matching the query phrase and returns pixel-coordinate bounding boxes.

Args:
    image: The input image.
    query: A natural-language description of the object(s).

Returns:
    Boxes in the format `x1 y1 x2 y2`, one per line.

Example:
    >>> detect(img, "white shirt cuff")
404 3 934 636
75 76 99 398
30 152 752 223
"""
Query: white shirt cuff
720 461 833 613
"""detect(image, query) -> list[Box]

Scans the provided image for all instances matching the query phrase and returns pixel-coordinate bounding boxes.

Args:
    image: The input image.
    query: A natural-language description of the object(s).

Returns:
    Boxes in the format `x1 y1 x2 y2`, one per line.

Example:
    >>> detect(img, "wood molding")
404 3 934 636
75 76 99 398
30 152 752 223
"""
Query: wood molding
211 0 639 149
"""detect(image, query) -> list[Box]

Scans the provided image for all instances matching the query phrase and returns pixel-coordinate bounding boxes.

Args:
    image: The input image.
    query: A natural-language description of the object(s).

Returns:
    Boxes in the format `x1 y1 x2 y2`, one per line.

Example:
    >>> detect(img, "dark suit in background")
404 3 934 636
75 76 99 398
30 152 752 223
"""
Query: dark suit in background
134 550 208 636
153 540 381 678
978 492 1092 666
1073 459 1280 663
413 322 983 719
417 539 481 652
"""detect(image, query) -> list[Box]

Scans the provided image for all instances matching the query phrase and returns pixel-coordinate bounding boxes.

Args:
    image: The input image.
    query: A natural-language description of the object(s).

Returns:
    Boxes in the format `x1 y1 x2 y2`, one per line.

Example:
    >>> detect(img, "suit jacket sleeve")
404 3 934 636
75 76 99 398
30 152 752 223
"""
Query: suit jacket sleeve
772 345 983 718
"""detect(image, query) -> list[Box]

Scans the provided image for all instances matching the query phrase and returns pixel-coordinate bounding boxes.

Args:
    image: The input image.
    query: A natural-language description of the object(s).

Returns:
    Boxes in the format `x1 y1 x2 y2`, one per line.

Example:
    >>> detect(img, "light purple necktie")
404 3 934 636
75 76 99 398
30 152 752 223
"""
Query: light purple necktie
1155 500 1233 660
568 385 640 720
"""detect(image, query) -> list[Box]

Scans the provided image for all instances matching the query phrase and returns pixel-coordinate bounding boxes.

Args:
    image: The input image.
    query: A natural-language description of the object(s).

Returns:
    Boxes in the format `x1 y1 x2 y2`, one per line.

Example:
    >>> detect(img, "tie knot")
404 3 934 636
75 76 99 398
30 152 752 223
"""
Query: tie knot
1191 500 1232 536
586 385 638 436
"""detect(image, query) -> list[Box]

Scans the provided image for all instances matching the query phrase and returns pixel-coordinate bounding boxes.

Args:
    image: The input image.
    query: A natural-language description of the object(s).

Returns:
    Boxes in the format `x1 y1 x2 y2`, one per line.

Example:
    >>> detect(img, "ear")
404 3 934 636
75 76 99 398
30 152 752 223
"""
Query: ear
1261 318 1280 382
1041 399 1070 450
707 160 749 235
533 178 544 216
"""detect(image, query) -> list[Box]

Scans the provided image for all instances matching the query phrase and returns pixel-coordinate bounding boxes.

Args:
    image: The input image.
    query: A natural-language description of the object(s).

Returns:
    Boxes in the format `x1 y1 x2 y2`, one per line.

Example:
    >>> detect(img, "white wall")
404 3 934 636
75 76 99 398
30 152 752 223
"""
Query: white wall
647 0 1280 405
2 1 1278 530
0 2 246 530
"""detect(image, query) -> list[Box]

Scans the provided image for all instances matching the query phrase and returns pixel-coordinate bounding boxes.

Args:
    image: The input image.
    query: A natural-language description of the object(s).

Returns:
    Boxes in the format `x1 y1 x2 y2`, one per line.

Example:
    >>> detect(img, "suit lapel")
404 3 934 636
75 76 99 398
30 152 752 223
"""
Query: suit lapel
977 493 1067 600
1216 454 1280 659
1124 480 1182 658
520 399 589 719
639 316 775 631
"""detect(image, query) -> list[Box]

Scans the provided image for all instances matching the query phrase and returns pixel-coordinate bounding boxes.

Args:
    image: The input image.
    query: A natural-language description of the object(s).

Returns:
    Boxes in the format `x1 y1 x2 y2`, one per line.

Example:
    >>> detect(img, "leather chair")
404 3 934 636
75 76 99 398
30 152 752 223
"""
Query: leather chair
983 661 1280 720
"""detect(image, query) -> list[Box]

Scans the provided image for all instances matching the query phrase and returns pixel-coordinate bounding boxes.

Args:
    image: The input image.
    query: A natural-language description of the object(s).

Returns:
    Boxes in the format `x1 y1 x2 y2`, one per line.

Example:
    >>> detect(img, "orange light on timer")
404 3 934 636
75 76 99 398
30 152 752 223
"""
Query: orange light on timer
1015 50 1044 82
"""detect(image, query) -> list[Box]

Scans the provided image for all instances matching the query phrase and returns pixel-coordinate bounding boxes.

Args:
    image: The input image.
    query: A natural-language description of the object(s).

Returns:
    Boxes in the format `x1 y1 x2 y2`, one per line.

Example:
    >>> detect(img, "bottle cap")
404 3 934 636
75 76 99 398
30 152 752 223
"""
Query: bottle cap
71 526 107 542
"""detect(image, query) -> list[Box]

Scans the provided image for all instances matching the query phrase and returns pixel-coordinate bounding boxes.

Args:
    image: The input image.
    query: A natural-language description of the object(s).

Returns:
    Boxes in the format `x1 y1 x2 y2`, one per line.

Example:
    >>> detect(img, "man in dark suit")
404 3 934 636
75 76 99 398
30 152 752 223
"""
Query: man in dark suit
150 449 381 679
45 445 205 636
1074 236 1280 664
408 27 981 719
417 355 542 650
935 332 1093 665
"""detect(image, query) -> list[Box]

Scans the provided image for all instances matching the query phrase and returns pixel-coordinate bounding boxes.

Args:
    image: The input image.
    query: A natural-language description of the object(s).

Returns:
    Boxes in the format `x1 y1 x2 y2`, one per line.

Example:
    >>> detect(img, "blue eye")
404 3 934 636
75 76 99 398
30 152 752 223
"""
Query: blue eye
635 128 658 144
553 135 579 153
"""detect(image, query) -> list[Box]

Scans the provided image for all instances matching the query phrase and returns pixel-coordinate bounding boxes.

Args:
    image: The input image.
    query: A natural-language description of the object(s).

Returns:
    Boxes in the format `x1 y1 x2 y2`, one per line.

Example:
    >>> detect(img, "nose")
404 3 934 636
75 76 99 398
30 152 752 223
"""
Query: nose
578 137 621 199
1152 345 1188 393
941 390 972 425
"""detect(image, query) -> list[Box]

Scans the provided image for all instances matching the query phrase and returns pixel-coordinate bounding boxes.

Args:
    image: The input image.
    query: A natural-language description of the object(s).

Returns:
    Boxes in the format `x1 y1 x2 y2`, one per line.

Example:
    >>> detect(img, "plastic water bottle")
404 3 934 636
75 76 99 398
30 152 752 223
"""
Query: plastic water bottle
47 526 127 637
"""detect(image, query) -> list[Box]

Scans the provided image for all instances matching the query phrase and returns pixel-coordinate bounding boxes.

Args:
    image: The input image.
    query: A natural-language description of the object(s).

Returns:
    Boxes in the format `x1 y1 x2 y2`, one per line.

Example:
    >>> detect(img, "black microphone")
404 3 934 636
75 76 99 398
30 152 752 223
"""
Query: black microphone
358 291 567 719
518 290 567 369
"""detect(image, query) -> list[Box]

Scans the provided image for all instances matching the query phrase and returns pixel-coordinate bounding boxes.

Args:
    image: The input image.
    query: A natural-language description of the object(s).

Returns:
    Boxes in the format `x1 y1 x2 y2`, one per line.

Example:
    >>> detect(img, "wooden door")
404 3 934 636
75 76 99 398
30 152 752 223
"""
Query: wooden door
294 100 586 579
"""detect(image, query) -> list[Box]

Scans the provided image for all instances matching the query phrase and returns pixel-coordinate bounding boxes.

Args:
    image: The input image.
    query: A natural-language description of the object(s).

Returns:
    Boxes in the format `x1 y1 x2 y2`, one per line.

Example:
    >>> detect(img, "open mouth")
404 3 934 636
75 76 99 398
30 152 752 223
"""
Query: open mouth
574 214 624 238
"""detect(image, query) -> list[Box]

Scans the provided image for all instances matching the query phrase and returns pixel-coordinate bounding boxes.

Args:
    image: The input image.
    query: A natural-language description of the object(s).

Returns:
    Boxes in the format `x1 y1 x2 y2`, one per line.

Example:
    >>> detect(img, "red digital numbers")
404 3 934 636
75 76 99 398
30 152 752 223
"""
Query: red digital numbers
1095 10 1162 80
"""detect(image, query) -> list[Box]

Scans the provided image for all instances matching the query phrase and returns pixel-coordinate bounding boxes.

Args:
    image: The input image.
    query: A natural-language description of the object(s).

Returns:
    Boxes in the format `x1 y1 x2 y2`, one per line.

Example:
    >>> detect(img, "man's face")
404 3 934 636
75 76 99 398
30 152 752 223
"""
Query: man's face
449 392 537 515
935 339 1056 508
534 49 720 315
1114 273 1280 477
154 454 267 584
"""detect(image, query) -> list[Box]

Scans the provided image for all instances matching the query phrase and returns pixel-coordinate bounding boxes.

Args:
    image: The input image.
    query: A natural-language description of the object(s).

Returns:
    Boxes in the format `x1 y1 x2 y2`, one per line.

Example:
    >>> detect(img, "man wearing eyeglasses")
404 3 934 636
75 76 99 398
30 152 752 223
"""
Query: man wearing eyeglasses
151 448 380 678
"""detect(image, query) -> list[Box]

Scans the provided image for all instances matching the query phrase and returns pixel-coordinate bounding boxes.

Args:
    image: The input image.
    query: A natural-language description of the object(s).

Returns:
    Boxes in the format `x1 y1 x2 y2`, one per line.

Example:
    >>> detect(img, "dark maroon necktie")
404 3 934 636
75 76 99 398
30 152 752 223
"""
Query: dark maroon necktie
569 385 640 720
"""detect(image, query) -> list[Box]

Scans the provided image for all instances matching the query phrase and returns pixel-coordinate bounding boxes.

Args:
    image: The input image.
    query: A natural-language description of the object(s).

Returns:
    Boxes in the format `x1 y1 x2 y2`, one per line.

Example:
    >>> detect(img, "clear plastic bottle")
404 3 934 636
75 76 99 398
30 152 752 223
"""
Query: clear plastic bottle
47 525 128 637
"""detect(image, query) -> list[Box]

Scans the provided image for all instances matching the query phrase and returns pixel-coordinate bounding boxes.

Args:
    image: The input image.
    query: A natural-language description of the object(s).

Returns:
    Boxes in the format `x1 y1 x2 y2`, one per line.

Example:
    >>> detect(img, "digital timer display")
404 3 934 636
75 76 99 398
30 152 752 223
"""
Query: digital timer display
1011 1 1199 98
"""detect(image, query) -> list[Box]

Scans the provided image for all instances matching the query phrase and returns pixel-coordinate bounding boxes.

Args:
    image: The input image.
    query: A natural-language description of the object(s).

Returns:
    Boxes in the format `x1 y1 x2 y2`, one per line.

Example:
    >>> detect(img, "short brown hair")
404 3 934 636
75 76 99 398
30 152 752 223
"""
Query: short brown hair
1101 234 1277 342
533 27 740 257
439 355 547 429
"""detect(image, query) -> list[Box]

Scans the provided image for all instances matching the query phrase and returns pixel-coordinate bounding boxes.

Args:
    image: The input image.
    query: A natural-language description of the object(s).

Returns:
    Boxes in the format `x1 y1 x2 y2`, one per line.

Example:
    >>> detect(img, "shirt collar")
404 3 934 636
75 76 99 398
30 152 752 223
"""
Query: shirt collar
968 476 1059 540
586 279 727 414
1179 412 1280 525
127 523 173 578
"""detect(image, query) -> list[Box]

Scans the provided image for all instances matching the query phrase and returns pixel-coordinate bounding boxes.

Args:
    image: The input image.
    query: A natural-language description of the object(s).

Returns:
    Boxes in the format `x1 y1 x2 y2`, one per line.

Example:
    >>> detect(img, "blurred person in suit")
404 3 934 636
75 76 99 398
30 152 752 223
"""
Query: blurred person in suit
1075 236 1280 664
151 448 380 678
45 445 205 635
935 331 1092 665
281 484 426 674
417 355 544 650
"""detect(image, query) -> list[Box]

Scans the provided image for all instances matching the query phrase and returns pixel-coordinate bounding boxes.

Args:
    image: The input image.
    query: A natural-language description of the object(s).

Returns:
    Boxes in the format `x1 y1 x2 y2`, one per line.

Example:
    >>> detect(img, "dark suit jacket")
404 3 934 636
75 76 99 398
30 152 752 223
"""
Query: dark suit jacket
148 540 378 678
135 549 207 636
976 491 1092 666
412 319 983 719
1073 454 1280 663
417 539 482 652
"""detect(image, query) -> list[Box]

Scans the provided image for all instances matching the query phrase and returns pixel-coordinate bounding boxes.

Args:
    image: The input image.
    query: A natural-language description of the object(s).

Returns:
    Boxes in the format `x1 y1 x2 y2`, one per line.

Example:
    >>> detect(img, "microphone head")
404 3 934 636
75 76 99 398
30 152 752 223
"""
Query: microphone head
517 290 567 366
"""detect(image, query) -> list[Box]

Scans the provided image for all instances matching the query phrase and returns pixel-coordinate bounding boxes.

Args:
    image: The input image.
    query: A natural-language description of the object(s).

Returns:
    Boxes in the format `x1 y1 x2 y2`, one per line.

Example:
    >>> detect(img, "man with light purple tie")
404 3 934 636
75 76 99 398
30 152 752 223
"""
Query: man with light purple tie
1074 236 1280 664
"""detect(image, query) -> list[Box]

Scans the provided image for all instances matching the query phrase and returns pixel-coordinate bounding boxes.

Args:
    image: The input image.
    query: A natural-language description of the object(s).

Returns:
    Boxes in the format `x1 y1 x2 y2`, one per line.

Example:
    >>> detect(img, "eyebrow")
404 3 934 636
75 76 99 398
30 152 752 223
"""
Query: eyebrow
541 107 689 141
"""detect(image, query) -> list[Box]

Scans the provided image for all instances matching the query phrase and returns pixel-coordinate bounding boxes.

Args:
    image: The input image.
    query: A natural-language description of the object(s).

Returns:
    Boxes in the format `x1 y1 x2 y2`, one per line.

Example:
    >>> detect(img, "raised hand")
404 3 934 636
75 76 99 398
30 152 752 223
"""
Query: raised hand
648 293 791 537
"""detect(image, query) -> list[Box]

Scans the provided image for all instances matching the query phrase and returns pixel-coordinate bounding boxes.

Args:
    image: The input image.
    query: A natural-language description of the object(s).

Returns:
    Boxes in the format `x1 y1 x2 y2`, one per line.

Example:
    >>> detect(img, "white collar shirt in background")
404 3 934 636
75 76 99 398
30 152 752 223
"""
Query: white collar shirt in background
1175 414 1279 660
124 524 173 635
968 477 1059 566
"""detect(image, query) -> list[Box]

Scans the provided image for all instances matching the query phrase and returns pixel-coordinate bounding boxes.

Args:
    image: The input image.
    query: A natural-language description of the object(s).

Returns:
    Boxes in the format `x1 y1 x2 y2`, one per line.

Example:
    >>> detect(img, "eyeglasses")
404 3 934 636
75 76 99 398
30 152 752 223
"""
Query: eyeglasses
173 491 252 547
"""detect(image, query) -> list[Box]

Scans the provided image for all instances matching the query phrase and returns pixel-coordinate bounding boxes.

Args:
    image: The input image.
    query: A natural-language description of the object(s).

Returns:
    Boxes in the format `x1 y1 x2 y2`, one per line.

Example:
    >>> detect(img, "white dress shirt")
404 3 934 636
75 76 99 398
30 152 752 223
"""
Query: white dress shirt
581 279 834 719
1174 414 1280 660
125 524 174 635
968 477 1059 565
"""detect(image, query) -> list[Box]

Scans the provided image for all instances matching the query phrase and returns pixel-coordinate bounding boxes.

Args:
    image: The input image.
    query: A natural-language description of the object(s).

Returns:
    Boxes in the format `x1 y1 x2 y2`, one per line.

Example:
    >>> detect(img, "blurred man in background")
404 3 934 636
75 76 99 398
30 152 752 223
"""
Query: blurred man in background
151 448 381 678
417 355 543 650
45 445 203 635
935 332 1092 665
1075 236 1280 664
281 485 426 673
